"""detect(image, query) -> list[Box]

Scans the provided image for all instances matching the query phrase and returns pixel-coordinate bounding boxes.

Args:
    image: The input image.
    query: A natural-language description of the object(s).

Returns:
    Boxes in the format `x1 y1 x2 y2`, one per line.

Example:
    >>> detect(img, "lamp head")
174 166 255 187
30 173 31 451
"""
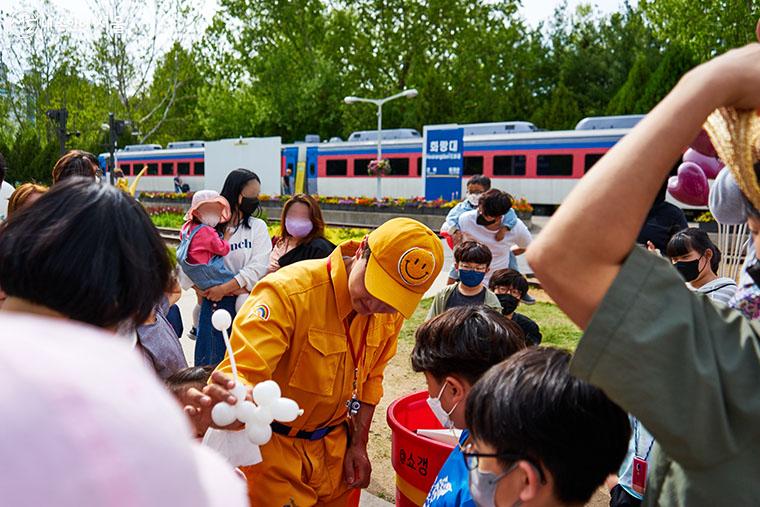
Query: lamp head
344 96 359 104
404 89 418 99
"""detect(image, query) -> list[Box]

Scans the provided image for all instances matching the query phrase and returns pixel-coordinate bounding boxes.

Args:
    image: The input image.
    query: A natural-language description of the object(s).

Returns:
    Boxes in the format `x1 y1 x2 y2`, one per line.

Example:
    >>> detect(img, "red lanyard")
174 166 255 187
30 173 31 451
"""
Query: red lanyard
326 258 371 390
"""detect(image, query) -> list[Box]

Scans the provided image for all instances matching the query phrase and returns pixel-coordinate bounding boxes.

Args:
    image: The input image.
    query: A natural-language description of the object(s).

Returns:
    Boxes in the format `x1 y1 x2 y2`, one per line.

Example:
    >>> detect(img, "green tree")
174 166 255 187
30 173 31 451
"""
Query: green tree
531 81 582 130
641 0 760 62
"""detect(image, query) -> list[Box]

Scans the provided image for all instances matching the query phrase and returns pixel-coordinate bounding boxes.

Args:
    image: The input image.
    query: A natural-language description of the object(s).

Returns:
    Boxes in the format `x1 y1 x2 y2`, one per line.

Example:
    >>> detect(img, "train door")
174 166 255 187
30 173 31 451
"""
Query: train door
283 147 298 194
306 146 318 194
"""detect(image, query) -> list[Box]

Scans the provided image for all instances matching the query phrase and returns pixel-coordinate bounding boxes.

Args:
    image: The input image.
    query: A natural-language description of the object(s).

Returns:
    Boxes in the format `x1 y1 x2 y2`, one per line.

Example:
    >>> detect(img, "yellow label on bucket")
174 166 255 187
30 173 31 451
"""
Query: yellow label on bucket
396 473 428 506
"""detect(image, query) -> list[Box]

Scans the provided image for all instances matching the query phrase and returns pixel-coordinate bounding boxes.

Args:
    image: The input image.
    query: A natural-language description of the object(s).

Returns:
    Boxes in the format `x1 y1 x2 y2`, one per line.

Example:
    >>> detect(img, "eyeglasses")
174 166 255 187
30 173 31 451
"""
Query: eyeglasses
462 445 547 484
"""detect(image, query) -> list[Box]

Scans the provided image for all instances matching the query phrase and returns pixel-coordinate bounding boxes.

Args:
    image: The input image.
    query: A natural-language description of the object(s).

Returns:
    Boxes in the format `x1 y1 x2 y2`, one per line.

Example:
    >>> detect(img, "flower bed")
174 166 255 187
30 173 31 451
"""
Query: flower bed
259 194 460 212
140 191 194 202
140 192 534 217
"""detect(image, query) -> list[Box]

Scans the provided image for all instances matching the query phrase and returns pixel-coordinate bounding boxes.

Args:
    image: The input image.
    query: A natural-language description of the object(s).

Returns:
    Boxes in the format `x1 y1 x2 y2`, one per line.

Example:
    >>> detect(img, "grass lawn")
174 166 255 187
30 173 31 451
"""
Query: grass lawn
519 300 582 350
396 293 582 351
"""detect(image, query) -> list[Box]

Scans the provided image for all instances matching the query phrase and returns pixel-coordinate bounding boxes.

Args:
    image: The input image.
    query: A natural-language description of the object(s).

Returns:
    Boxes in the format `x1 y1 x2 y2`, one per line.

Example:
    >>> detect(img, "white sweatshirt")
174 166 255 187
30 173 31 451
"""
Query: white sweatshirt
224 218 272 291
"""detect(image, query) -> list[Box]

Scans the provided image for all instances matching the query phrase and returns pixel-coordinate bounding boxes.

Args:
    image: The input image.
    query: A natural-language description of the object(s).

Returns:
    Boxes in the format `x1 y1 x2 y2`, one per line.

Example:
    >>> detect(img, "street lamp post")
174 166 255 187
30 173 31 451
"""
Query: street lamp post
344 89 418 201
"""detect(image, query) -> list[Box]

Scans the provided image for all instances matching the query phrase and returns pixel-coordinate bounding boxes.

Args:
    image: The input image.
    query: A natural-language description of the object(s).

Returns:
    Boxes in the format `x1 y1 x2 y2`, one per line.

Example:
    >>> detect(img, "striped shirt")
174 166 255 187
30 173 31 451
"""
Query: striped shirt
694 277 738 305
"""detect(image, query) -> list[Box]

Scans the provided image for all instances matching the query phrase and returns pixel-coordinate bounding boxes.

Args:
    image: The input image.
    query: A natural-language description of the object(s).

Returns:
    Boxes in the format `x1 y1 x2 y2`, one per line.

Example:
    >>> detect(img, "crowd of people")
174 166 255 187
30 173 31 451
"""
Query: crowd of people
0 24 759 507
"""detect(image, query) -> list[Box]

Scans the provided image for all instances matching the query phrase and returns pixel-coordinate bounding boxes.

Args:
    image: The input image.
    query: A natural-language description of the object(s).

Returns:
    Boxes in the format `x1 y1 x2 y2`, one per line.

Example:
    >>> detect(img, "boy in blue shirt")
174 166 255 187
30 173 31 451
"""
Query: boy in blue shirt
411 306 526 507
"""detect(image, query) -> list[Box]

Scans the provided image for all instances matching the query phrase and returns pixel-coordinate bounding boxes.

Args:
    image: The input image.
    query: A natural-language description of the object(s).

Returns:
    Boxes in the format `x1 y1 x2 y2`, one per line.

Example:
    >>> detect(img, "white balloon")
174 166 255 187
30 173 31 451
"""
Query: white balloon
271 398 301 423
251 405 274 425
246 422 272 446
211 402 237 427
252 380 281 406
236 400 257 423
211 309 232 331
231 382 248 402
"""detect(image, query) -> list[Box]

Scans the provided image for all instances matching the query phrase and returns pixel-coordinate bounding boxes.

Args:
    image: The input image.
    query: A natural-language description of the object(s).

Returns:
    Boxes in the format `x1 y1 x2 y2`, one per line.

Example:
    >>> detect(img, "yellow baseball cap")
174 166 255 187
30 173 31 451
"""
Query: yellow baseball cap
364 218 444 318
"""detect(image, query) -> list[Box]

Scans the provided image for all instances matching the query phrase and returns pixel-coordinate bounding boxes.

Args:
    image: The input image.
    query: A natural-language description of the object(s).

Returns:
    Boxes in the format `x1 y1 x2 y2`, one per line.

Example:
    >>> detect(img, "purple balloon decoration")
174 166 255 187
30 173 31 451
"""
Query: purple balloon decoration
667 162 709 206
683 148 724 179
689 129 719 158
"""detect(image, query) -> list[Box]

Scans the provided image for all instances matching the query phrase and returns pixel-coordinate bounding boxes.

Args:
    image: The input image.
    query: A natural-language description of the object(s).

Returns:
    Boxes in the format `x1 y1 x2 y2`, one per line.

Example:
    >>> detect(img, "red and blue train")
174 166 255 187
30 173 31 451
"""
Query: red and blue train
99 115 646 206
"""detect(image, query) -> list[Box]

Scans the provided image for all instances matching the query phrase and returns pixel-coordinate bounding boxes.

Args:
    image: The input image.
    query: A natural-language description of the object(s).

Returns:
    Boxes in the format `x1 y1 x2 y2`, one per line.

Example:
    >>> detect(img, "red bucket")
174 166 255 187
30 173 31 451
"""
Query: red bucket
386 391 455 506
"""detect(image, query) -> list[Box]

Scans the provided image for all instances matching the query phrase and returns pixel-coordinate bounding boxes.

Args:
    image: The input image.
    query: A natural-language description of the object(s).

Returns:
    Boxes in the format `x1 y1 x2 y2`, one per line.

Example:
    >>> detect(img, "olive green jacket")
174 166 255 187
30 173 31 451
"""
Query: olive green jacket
426 283 502 320
572 246 760 505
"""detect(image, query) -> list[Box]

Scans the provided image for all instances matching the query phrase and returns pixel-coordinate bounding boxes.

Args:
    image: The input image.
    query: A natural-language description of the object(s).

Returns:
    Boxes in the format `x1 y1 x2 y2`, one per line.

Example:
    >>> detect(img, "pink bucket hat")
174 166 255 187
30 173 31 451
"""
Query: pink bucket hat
0 313 247 507
184 190 231 223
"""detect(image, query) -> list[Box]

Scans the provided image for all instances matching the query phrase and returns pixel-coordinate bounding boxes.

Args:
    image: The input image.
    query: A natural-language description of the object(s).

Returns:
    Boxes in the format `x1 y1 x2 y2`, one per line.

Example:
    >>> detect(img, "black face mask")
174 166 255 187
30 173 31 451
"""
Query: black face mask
497 293 519 315
747 259 760 287
476 213 497 226
239 197 260 216
674 257 702 282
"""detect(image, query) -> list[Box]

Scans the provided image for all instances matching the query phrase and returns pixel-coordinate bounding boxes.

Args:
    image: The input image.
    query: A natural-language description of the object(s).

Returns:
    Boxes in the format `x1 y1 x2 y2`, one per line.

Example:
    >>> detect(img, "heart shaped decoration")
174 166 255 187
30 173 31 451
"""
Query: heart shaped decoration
682 148 724 179
689 129 719 158
668 162 709 206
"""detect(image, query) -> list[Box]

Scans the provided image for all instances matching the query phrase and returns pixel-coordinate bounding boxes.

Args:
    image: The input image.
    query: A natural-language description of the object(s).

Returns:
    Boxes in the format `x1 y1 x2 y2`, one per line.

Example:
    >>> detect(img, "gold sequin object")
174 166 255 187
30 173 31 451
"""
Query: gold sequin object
703 108 760 210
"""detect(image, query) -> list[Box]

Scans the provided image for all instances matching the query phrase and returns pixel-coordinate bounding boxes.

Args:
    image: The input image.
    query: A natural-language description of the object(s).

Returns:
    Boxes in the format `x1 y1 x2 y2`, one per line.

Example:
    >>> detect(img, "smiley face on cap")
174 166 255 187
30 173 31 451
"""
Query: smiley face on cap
398 247 436 286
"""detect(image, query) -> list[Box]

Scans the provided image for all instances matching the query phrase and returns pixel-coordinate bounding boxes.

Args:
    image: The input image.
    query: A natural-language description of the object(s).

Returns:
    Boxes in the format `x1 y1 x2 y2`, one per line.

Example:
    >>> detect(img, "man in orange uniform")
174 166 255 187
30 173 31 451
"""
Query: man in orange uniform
210 217 443 506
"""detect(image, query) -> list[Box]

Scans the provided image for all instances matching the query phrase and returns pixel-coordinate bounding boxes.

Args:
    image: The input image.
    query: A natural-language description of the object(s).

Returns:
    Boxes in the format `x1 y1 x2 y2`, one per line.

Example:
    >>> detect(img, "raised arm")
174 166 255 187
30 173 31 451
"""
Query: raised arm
527 41 760 328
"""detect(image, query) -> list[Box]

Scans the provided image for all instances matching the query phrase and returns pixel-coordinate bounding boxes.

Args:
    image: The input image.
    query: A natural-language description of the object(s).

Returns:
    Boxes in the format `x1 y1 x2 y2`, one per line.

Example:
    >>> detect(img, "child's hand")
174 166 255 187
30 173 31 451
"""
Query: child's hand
183 371 246 433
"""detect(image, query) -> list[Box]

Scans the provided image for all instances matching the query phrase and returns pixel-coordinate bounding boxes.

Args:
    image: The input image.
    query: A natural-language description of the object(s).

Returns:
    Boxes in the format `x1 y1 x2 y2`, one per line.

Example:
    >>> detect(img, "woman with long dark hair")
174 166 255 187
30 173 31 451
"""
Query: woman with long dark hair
194 168 271 366
267 193 335 273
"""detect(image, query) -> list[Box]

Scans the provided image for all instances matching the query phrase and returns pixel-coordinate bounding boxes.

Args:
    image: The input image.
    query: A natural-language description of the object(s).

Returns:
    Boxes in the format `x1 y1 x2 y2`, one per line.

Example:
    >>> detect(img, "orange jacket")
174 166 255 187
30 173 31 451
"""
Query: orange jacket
217 241 404 431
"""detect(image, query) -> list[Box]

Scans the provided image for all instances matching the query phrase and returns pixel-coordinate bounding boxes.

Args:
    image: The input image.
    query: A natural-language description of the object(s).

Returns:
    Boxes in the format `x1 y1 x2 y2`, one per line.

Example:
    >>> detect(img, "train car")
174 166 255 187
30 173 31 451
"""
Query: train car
99 115 648 206
99 142 205 192
284 116 641 205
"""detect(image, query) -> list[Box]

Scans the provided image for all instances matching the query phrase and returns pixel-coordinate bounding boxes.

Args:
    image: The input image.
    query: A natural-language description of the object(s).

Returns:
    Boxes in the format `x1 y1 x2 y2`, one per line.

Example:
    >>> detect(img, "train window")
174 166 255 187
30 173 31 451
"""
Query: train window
119 164 131 176
416 158 422 176
537 155 573 176
463 156 484 175
194 162 205 175
584 154 604 173
177 162 191 175
309 163 316 176
161 162 174 176
147 163 159 176
390 158 409 176
326 159 348 176
353 158 372 177
493 155 526 176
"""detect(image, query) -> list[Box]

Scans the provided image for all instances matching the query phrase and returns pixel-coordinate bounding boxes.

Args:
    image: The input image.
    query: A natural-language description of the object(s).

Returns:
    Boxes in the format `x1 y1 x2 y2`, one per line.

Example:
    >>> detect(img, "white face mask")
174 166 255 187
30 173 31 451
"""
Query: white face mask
467 192 481 207
426 380 459 429
199 212 220 228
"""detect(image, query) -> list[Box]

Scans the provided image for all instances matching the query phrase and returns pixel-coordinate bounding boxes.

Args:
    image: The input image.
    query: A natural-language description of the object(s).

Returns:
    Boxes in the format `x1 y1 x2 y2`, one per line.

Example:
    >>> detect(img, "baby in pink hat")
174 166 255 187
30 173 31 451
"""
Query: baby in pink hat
178 191 236 291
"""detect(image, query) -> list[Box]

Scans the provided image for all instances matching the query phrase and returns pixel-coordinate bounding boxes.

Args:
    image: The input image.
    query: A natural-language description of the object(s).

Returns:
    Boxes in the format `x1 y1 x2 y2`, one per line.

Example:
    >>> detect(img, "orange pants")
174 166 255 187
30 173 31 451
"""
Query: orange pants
240 425 361 507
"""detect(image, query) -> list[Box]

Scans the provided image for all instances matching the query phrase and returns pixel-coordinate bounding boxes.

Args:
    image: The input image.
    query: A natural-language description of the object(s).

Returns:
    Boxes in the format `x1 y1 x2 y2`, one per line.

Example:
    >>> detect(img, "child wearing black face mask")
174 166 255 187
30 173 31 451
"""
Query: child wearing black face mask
427 241 502 320
665 228 737 305
489 269 542 346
